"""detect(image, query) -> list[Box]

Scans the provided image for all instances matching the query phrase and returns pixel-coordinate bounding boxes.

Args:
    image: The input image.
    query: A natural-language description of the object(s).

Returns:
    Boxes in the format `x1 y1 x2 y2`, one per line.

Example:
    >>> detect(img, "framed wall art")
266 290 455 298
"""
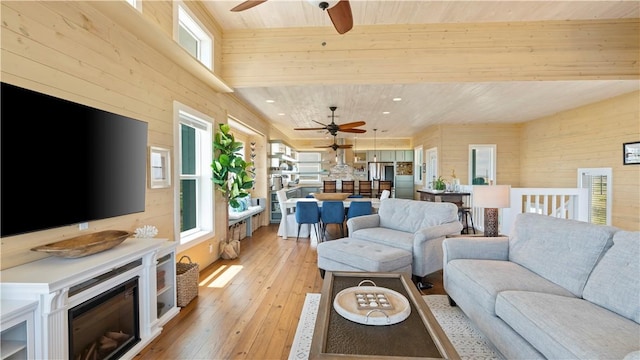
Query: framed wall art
623 141 640 165
149 146 171 188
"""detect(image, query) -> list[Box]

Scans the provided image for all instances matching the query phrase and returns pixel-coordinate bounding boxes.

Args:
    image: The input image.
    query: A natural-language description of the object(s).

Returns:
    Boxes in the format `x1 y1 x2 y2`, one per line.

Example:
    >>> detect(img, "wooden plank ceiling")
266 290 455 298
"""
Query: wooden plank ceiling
201 1 640 141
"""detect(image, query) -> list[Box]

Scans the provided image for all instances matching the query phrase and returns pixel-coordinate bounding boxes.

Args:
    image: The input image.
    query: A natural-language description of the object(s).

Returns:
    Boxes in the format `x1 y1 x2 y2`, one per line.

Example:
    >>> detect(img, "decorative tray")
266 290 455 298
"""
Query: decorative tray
333 280 411 326
31 230 132 258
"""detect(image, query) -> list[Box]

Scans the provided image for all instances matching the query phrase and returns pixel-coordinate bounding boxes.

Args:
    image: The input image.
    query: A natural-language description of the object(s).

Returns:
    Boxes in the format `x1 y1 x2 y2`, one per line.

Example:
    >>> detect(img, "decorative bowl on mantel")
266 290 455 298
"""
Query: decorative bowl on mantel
313 192 351 201
31 230 132 258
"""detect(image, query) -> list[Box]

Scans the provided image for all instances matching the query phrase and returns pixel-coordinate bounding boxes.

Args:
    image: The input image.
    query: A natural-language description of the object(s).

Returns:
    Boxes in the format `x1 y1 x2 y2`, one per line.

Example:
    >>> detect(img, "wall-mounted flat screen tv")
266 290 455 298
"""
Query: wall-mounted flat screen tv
1 82 148 237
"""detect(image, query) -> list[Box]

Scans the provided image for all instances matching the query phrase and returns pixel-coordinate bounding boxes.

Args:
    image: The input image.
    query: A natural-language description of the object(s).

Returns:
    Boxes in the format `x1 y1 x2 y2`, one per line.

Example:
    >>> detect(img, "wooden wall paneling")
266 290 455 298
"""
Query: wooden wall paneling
0 1 272 270
520 91 640 230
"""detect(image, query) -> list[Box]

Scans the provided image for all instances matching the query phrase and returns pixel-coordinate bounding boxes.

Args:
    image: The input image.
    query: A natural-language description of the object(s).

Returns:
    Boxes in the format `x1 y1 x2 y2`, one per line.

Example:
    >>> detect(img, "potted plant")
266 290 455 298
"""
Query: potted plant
432 176 447 192
212 123 255 259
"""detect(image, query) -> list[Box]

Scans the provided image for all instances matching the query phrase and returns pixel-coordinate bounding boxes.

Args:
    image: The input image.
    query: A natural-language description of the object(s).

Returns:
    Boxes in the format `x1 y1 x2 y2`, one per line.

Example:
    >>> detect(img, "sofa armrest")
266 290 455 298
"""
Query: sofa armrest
346 214 380 236
442 237 509 264
414 222 463 245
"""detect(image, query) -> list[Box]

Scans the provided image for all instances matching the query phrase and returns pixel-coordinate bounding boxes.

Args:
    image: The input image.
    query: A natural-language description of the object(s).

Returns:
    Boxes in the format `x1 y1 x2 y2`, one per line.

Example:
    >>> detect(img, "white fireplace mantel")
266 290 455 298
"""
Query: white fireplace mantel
0 238 178 359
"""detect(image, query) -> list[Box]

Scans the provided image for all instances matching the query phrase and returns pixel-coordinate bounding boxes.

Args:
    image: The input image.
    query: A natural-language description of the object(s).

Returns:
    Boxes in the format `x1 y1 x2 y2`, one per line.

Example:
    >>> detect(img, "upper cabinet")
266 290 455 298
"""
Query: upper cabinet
395 150 414 161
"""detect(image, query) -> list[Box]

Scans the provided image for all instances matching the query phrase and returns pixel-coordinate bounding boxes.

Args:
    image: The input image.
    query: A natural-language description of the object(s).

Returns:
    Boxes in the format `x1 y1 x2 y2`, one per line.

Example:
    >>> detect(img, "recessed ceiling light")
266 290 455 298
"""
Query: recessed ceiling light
382 111 390 115
265 99 275 103
278 113 285 116
392 97 402 102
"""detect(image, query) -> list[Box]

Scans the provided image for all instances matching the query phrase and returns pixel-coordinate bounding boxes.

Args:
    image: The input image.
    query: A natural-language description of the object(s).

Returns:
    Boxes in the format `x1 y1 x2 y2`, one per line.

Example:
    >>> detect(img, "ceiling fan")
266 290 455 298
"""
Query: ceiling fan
315 136 353 151
230 0 354 35
295 106 366 136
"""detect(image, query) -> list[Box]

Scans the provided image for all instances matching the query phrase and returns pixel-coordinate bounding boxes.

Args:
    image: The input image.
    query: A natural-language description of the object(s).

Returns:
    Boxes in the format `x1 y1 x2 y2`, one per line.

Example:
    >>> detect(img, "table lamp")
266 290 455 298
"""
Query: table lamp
473 185 511 237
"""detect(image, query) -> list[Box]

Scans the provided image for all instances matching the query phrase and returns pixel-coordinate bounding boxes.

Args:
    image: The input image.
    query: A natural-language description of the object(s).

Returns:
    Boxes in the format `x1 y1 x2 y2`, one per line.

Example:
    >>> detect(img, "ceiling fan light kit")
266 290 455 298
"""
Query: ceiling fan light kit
295 106 366 137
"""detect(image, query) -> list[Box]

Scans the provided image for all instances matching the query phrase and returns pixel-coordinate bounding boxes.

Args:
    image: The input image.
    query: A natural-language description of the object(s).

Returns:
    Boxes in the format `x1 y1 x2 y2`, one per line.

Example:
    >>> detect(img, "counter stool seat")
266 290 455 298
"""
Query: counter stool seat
458 207 476 234
316 238 412 278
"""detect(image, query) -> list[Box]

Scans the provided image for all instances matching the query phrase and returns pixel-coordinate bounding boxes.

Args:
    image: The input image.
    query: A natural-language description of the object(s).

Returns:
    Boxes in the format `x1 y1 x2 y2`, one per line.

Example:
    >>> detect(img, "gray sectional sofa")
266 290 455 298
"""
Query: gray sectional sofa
443 212 640 359
346 198 462 282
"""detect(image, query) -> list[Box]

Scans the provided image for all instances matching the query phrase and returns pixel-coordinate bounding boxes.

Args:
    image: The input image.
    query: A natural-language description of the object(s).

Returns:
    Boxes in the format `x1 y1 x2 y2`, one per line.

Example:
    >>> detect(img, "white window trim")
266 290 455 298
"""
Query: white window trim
174 1 213 70
173 101 214 253
469 144 497 185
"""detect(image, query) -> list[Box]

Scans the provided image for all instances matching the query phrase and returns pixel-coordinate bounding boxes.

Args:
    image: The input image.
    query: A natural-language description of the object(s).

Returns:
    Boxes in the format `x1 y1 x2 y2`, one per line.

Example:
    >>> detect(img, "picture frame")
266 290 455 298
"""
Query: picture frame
149 146 171 188
623 141 640 165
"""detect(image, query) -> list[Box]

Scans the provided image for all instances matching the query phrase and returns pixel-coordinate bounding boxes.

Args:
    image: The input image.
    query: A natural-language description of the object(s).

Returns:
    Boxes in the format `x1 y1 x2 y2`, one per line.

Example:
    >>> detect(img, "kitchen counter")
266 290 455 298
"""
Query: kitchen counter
417 189 470 206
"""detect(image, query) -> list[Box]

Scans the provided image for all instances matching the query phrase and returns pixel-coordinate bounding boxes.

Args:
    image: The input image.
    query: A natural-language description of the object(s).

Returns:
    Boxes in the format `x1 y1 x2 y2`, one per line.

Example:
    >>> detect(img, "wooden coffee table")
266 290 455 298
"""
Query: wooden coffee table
310 271 460 359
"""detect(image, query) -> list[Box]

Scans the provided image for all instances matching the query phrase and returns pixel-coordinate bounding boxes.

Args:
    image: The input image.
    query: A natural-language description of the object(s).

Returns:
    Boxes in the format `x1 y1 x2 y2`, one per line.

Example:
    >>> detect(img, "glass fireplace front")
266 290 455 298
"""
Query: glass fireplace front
68 277 140 360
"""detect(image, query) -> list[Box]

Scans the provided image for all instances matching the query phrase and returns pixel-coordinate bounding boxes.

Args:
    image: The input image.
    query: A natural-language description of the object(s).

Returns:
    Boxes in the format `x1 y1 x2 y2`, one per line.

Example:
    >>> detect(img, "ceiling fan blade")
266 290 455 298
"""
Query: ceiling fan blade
294 127 326 131
338 121 366 129
230 0 267 12
312 120 328 127
327 0 353 34
340 128 366 134
314 145 332 148
337 144 353 148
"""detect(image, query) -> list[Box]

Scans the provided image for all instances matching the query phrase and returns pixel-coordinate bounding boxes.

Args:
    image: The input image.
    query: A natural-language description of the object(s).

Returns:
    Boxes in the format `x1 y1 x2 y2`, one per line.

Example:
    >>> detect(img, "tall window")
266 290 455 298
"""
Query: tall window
469 144 496 185
174 102 213 249
175 2 213 70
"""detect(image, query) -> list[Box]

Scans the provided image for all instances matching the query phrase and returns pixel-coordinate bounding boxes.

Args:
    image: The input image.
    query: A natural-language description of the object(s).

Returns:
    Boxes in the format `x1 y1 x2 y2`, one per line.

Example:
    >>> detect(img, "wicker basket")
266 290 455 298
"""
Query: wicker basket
176 255 199 307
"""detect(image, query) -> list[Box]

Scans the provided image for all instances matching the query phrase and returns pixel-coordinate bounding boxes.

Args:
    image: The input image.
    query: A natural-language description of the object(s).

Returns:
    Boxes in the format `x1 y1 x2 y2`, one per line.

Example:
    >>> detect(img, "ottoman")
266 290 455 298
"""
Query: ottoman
316 237 412 278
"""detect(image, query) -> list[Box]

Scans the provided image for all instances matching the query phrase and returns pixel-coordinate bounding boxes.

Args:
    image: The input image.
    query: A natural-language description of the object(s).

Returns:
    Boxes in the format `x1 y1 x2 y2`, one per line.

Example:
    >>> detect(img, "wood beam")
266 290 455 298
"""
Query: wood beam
222 19 640 88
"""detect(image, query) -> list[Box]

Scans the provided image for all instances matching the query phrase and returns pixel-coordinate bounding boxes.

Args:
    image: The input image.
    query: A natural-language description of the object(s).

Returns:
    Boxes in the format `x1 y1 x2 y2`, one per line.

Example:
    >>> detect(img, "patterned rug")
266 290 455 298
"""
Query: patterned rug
289 293 503 360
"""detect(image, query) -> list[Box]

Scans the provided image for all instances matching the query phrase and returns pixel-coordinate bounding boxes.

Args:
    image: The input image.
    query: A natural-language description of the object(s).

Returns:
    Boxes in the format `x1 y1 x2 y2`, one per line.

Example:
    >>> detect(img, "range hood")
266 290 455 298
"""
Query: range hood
328 138 355 180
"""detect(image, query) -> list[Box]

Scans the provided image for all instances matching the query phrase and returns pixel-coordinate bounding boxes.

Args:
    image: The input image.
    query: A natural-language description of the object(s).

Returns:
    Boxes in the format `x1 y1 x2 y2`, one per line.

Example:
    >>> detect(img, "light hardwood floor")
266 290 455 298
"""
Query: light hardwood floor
134 224 446 360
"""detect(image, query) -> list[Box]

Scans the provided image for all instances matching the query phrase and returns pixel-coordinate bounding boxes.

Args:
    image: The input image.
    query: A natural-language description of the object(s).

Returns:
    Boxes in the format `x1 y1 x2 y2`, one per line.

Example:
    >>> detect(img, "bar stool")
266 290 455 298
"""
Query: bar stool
458 207 476 234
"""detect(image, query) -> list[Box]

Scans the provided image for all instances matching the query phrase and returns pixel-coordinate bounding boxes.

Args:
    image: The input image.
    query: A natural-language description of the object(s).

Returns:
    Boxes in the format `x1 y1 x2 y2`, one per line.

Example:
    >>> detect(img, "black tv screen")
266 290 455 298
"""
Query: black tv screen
1 82 148 237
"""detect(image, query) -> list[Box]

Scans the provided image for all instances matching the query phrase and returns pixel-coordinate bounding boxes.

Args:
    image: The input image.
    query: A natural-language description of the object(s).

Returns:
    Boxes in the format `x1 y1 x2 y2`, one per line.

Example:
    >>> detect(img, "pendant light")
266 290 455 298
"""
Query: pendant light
373 128 378 162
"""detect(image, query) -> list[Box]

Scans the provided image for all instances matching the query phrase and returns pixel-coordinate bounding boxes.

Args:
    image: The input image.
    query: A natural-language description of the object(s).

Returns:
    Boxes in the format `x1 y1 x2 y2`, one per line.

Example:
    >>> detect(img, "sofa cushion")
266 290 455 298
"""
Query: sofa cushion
583 230 640 323
508 213 616 297
445 259 575 315
496 291 640 359
350 227 414 252
377 199 459 234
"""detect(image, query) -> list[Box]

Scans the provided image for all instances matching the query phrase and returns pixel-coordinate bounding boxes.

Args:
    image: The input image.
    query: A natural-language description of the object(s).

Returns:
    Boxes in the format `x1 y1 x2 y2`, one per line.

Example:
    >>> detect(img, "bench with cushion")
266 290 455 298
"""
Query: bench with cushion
228 196 266 238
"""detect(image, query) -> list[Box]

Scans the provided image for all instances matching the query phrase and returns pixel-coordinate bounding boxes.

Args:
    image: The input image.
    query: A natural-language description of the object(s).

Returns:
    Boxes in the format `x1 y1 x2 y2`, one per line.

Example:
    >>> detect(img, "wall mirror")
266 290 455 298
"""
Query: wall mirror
469 144 496 185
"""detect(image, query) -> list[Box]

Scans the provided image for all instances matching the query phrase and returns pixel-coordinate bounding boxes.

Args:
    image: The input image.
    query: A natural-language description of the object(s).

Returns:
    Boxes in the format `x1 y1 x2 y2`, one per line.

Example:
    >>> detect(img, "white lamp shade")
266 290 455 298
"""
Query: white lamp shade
473 185 511 208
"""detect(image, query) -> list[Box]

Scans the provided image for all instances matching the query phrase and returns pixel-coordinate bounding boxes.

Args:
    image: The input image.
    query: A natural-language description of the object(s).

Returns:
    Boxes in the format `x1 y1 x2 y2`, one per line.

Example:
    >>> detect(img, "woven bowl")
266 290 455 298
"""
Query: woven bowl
313 192 350 201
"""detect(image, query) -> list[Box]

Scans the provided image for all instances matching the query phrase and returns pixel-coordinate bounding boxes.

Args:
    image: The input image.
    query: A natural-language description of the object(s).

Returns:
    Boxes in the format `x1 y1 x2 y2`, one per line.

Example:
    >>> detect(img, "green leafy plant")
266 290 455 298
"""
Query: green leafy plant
211 123 255 258
432 176 447 191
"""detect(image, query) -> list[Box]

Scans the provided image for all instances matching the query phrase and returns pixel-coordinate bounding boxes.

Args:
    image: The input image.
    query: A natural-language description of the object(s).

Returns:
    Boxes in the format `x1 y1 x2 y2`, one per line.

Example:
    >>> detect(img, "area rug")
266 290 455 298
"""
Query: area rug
288 293 321 360
289 293 503 360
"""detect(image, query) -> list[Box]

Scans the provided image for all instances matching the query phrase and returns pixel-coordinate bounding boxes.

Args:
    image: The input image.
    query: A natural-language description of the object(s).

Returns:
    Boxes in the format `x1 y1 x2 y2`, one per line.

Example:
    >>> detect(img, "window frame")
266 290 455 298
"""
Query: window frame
174 1 213 70
173 101 214 252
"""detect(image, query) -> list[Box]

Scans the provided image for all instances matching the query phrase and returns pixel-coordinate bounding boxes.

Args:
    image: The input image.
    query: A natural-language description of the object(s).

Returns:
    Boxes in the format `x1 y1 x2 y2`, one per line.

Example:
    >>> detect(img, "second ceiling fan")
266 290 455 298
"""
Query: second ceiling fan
295 106 366 136
315 136 353 151
230 0 354 35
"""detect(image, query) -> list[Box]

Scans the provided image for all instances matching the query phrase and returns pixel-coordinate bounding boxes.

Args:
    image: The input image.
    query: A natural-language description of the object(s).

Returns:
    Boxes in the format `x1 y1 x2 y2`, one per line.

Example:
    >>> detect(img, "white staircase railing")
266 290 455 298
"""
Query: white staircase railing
464 187 589 236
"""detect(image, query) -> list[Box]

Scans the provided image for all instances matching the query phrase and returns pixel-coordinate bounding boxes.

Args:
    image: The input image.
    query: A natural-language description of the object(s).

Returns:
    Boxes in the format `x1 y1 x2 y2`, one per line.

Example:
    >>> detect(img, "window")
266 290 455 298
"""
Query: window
425 147 438 189
175 2 213 70
469 144 496 185
173 102 213 250
125 0 142 12
414 145 423 185
578 168 612 225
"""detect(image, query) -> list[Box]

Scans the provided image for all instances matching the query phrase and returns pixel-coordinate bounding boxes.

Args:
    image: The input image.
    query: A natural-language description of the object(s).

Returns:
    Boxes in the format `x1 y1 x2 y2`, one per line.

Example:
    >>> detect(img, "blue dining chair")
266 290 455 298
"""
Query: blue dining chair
320 200 346 241
295 201 321 242
348 194 363 198
347 201 372 220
